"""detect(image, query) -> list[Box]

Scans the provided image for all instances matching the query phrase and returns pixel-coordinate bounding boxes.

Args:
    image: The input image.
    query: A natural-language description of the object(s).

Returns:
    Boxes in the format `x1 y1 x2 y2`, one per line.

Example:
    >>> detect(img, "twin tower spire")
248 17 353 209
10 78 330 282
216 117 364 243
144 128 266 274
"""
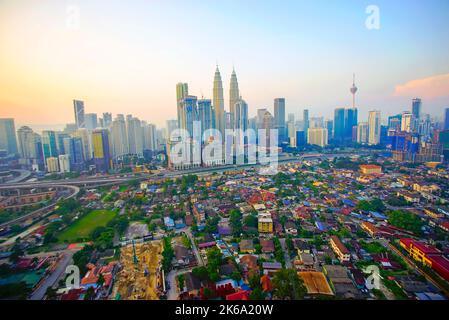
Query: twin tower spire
213 65 240 136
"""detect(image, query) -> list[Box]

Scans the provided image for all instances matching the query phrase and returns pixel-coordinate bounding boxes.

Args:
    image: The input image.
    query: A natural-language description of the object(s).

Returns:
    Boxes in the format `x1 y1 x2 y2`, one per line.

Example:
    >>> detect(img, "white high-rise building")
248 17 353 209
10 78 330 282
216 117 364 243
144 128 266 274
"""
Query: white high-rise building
126 115 143 155
368 110 381 145
213 66 225 138
357 122 369 144
307 128 328 147
401 111 413 133
17 126 39 160
59 154 70 173
229 68 239 129
46 157 59 173
111 115 128 158
143 123 157 151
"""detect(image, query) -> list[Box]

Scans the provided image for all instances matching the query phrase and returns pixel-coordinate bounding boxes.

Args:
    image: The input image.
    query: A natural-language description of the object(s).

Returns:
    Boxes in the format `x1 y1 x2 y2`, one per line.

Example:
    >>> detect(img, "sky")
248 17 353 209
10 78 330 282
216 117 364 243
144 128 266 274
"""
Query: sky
1 0 449 130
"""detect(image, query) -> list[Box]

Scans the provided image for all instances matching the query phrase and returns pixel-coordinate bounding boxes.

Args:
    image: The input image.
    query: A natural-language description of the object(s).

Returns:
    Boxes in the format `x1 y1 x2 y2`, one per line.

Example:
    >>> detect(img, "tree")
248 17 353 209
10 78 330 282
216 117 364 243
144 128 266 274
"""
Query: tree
10 244 24 263
250 287 267 300
229 209 243 237
243 214 258 228
192 266 209 280
230 271 242 282
388 210 423 235
272 269 307 300
96 273 105 287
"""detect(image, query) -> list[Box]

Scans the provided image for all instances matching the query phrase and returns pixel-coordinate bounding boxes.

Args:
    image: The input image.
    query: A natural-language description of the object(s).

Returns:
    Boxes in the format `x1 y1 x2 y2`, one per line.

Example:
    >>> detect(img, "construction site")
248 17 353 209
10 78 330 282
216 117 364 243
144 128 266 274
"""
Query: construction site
113 240 164 300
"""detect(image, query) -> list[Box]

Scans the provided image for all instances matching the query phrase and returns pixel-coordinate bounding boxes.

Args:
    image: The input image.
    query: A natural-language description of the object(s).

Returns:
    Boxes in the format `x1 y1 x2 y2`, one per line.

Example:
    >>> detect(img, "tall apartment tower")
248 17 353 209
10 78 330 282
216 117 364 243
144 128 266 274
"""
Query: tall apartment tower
213 65 225 138
176 83 189 130
368 110 381 145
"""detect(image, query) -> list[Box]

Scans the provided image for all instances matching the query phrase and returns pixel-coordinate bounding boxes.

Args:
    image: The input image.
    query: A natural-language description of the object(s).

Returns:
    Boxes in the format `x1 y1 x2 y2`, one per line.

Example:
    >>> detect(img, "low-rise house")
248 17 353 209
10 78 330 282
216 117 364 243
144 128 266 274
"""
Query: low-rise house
260 239 275 254
239 239 255 253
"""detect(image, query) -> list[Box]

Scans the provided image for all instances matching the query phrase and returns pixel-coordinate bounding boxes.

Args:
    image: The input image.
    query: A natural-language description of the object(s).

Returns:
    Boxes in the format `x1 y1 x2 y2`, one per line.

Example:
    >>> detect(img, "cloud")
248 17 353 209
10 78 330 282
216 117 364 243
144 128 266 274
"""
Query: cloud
394 73 449 99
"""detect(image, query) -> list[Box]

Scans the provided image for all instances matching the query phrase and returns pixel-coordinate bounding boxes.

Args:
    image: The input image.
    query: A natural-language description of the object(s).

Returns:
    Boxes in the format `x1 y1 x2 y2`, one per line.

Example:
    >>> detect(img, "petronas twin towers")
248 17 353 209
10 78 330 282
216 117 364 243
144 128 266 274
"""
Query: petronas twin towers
213 65 242 136
176 65 246 141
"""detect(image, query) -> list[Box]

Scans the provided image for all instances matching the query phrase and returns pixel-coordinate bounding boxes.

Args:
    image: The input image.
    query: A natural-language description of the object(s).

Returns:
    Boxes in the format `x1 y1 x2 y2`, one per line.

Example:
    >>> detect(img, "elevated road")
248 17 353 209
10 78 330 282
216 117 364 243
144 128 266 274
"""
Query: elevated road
0 152 371 189
0 185 80 229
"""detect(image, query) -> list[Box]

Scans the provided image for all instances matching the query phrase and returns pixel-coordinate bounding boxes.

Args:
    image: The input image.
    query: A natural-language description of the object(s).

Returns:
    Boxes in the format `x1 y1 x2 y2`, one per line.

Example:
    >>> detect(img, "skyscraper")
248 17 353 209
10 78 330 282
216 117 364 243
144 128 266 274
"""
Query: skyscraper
444 108 449 130
0 118 18 155
85 113 98 130
73 100 85 129
58 154 71 173
181 95 199 137
257 108 268 129
274 98 286 142
333 108 345 141
388 114 402 131
368 110 381 145
325 120 334 139
65 136 85 171
17 126 39 161
166 119 178 139
303 109 310 134
41 130 58 164
229 68 239 129
198 99 214 135
357 122 369 144
401 112 413 133
344 108 358 140
143 123 157 151
412 98 421 120
234 99 248 132
126 115 143 155
111 115 128 158
307 128 328 147
92 129 112 172
213 66 225 138
103 112 112 128
176 83 189 130
73 128 92 161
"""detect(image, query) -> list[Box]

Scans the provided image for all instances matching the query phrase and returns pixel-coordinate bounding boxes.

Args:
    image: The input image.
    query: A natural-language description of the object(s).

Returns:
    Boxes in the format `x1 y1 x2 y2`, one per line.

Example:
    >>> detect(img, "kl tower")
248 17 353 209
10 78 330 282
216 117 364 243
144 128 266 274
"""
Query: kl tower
350 73 358 108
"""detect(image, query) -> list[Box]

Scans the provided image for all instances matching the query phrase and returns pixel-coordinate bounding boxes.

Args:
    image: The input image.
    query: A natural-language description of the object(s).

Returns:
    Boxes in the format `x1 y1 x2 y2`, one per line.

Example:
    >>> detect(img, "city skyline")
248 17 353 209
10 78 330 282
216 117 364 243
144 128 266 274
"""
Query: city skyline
1 0 449 128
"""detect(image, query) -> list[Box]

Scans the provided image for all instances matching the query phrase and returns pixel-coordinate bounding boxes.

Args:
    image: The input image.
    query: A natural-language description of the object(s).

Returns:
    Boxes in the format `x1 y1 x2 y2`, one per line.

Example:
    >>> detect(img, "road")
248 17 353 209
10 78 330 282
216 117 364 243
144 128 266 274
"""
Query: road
0 185 80 229
0 152 373 190
279 238 292 268
176 227 204 267
0 224 43 247
30 250 76 300
166 268 193 300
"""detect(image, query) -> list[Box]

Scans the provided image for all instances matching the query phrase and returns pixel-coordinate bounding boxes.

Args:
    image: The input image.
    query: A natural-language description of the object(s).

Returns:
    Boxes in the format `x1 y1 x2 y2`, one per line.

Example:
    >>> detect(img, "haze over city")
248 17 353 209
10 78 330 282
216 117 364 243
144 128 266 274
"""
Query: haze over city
1 0 449 130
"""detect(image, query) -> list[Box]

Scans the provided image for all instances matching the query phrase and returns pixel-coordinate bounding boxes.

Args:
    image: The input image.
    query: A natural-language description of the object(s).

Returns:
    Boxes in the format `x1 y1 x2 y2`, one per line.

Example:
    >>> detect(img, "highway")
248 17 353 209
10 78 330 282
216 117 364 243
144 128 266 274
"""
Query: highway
0 152 371 190
0 185 80 230
30 251 76 300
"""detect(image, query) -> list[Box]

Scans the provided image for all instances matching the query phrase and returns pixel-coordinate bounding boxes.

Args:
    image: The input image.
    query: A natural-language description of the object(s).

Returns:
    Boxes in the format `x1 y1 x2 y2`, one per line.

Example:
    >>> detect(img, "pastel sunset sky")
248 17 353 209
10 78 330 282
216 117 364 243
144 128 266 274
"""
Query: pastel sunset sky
1 0 448 129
